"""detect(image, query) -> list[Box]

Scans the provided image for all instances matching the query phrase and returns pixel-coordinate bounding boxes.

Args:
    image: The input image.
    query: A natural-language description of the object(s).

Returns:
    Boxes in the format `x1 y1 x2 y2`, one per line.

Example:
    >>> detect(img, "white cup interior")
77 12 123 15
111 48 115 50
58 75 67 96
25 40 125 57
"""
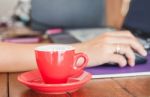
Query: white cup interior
35 44 74 51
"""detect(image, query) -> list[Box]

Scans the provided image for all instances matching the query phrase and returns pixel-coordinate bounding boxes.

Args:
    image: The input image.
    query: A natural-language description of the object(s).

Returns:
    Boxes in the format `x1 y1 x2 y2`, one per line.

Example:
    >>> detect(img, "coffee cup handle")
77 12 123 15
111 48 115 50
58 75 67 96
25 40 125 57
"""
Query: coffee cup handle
73 53 88 71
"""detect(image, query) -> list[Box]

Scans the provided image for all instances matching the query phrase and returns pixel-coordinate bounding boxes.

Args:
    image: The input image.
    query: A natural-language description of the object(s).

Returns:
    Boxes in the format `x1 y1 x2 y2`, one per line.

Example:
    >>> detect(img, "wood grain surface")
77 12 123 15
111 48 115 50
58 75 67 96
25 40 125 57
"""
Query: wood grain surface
113 76 150 97
0 73 8 97
0 72 148 97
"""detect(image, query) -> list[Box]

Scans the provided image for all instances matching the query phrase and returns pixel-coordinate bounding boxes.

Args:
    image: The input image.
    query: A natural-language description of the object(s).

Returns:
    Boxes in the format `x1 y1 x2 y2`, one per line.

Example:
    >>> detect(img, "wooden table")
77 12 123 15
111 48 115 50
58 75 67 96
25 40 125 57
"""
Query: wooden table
0 73 150 97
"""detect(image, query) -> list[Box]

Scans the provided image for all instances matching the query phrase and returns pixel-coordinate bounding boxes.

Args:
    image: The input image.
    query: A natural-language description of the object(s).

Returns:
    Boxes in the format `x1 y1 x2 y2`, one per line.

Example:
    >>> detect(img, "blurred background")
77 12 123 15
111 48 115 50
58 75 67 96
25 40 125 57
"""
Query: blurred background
0 0 132 44
0 0 127 28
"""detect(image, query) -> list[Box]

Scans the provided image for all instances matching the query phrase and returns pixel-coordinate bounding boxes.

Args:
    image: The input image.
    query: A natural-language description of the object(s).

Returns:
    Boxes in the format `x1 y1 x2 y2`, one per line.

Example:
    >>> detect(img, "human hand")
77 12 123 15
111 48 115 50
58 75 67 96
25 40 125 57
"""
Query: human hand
74 31 147 67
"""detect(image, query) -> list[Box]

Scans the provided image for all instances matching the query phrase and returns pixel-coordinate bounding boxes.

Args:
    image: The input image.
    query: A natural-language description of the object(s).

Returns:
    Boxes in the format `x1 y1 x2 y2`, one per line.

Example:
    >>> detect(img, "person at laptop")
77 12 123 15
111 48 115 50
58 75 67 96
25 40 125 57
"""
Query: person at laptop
0 30 147 72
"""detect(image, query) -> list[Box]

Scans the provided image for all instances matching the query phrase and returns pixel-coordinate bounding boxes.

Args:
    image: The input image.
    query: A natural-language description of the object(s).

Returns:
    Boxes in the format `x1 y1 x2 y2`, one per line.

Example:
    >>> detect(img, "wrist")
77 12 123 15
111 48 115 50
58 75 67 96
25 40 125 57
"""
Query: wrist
70 43 86 53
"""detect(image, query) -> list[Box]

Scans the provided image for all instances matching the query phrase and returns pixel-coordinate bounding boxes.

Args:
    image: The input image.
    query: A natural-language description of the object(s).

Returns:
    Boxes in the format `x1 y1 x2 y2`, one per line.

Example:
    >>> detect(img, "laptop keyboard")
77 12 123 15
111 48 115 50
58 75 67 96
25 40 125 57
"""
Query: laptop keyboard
67 28 115 42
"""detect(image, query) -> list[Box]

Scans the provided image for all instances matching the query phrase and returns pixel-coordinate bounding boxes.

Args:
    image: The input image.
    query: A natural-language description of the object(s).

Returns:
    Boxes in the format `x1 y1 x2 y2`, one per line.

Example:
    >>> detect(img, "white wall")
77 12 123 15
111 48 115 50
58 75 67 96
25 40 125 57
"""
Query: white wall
0 0 19 17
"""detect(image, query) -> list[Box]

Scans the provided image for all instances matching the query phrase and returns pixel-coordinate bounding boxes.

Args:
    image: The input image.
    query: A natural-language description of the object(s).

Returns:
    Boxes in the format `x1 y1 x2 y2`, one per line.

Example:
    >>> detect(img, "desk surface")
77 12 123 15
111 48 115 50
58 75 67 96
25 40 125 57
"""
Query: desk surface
0 73 150 97
0 73 7 97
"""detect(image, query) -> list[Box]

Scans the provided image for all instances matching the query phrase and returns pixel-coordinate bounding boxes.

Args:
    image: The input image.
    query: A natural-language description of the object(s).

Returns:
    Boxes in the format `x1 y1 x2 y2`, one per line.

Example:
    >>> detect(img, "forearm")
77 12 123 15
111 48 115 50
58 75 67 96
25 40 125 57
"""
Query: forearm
0 42 47 72
0 42 95 72
0 42 89 72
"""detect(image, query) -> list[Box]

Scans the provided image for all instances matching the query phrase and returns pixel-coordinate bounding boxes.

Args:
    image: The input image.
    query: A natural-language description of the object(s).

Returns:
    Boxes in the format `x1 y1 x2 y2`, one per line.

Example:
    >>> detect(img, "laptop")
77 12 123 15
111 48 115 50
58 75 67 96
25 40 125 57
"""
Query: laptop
48 0 150 48
30 0 106 43
31 0 150 50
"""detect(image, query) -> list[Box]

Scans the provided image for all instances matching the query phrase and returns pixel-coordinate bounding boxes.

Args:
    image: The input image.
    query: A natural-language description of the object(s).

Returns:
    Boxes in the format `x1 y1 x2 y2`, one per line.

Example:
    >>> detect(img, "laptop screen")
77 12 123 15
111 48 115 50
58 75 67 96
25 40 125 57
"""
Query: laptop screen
31 0 105 32
122 0 150 38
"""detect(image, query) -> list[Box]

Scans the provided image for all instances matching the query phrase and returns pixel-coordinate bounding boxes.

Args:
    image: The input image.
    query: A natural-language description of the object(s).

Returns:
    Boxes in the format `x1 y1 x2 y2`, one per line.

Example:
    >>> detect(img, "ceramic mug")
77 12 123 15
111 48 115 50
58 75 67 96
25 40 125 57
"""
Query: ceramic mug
35 45 88 84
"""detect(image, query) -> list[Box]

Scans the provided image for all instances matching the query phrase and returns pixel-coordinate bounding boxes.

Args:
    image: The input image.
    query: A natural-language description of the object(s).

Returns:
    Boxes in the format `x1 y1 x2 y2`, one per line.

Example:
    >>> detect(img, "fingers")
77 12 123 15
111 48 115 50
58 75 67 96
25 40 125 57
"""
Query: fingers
102 34 147 56
94 31 147 67
113 44 135 67
107 44 135 67
109 54 127 67
115 37 146 56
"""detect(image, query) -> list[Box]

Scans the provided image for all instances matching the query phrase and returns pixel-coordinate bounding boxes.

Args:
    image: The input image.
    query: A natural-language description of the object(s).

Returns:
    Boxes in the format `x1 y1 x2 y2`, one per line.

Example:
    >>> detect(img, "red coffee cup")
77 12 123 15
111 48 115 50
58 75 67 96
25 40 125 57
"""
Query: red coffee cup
35 45 88 84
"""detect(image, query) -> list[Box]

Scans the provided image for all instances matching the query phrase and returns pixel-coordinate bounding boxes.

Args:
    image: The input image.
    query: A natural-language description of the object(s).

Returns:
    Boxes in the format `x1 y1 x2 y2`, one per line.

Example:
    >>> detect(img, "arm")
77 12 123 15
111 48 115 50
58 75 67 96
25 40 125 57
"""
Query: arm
0 31 147 72
0 42 44 72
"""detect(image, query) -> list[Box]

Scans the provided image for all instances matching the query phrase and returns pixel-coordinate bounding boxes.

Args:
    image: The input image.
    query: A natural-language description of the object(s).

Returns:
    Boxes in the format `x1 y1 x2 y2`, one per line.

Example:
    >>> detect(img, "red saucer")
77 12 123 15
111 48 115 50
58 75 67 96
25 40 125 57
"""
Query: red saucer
17 70 91 94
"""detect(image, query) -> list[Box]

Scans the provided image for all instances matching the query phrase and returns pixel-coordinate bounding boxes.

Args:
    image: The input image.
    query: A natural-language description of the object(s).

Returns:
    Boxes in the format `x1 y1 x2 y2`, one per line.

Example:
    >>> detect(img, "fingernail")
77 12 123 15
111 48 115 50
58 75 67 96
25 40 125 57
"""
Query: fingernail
130 62 135 67
143 51 147 56
130 64 135 67
120 63 126 68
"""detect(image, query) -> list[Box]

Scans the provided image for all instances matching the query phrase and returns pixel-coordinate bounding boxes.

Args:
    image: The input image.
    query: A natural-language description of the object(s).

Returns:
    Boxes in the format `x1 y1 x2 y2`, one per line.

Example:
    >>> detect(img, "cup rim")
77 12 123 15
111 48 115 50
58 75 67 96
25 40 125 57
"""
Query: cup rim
35 44 75 52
